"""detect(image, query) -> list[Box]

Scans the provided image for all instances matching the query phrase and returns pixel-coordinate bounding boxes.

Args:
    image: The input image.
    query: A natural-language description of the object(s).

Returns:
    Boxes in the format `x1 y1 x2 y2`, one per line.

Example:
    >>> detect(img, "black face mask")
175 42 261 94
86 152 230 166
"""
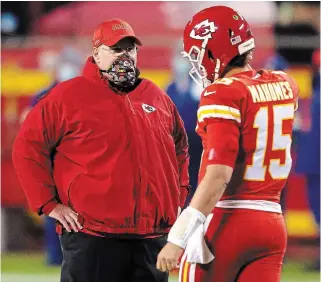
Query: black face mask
104 54 140 89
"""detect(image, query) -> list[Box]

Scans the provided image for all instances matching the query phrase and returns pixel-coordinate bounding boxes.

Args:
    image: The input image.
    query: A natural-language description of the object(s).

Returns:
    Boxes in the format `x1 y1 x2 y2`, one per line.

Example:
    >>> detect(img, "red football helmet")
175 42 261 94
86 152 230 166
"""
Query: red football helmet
182 6 255 87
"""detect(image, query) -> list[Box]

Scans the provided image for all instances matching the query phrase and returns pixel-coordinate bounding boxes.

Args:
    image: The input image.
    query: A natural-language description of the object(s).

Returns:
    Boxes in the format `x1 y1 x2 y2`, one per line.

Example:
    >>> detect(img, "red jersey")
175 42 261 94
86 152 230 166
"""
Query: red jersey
197 69 299 204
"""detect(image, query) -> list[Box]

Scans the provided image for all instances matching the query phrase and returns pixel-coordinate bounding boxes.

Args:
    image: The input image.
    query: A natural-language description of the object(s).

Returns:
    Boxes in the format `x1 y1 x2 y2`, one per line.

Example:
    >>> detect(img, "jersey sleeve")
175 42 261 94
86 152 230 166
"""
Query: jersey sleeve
197 80 245 168
197 79 245 130
206 120 240 168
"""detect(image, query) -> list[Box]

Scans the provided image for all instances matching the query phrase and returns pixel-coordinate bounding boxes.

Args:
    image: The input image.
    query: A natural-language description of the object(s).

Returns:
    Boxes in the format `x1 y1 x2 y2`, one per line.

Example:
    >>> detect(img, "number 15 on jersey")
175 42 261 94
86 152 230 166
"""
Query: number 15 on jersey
244 103 295 181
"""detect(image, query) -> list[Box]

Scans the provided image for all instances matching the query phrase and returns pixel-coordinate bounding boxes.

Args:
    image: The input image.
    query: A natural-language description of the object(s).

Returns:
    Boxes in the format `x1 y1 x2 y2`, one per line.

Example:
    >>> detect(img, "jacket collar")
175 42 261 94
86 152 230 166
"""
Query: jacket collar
82 56 146 94
82 56 104 81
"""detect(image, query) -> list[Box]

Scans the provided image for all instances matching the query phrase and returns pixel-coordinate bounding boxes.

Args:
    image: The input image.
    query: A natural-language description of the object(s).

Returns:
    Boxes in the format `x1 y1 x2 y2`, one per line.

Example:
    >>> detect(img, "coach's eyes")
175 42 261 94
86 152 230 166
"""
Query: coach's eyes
126 46 136 53
110 46 136 54
111 47 123 53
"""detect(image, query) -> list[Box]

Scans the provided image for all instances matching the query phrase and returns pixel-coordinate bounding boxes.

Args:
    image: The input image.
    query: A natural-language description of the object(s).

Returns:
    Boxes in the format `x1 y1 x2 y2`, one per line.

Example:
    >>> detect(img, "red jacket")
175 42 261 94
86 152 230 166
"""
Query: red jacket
12 57 190 235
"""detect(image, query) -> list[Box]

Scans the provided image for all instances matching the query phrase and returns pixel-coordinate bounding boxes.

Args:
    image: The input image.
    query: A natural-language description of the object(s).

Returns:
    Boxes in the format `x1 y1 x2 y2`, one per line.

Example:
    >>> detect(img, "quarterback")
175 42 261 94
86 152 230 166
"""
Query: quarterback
157 6 298 282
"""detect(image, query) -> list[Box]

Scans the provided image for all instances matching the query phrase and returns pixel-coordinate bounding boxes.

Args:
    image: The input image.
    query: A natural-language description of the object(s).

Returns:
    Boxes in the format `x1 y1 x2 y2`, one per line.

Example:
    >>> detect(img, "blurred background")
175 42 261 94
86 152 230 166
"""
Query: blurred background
1 1 320 281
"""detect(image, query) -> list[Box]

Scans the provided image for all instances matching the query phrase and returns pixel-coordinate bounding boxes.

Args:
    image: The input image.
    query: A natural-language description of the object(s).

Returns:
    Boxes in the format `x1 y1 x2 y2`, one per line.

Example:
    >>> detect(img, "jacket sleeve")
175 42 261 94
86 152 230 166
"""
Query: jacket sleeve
171 103 191 208
12 93 63 215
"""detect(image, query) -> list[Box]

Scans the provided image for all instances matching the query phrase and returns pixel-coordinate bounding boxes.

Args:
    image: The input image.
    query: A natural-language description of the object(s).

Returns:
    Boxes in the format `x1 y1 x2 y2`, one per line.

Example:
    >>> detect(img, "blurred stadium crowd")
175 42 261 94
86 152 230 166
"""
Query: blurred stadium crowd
1 0 320 279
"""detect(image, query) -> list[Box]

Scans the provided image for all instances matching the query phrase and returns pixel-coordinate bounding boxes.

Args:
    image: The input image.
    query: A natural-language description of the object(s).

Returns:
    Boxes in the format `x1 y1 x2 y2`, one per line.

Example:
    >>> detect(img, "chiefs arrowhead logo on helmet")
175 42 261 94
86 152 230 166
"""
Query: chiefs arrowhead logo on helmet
193 26 209 37
190 19 218 41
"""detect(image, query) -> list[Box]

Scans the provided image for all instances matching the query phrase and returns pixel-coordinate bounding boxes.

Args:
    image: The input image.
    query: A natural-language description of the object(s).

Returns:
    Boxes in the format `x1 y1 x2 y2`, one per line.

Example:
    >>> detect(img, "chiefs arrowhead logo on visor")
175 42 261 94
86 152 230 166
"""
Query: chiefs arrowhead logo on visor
142 103 156 113
190 19 218 41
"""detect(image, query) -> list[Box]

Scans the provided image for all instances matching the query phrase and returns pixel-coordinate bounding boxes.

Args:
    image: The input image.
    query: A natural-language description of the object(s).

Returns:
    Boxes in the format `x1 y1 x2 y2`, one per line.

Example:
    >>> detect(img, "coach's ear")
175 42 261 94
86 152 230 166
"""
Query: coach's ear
92 47 100 64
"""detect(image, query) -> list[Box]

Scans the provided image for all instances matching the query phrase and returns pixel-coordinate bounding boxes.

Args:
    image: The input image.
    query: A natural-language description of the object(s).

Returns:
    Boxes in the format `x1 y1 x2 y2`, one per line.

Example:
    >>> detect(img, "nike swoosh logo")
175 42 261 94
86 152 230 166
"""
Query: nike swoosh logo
203 90 216 96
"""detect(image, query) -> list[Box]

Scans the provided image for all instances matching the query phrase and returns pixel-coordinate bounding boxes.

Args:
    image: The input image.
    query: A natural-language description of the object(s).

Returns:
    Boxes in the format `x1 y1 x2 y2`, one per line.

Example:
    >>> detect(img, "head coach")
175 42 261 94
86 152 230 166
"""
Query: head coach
12 18 190 282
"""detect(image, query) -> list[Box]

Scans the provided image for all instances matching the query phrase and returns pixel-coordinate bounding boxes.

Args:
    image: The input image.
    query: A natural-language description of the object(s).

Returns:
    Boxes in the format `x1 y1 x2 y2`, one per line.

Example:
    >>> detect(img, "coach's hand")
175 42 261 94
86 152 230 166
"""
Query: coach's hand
49 204 83 232
156 242 184 272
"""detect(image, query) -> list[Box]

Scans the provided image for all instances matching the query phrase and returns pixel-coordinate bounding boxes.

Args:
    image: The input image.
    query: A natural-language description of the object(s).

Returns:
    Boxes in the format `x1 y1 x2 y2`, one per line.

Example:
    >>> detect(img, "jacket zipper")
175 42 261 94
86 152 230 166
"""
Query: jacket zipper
125 95 135 114
123 95 143 230
138 168 142 182
124 95 142 182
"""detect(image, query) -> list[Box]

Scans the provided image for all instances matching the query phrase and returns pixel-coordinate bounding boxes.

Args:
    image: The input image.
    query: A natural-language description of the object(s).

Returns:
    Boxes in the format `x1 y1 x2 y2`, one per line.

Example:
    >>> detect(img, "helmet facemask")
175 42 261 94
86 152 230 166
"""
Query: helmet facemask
182 46 209 89
182 44 224 89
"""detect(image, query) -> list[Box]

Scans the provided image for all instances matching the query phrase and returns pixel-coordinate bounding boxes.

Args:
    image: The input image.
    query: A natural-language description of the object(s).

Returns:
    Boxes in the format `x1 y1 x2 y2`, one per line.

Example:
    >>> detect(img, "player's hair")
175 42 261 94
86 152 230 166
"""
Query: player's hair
221 51 252 78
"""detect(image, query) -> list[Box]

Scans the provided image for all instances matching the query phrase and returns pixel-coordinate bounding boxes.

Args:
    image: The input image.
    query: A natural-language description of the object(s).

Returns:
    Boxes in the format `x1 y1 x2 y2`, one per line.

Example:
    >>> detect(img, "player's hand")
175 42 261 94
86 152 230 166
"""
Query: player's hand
156 242 184 272
49 204 83 232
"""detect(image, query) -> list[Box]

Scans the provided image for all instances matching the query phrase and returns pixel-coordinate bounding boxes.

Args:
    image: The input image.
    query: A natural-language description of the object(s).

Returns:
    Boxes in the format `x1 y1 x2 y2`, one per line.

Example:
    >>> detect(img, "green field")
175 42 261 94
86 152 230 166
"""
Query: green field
1 253 320 282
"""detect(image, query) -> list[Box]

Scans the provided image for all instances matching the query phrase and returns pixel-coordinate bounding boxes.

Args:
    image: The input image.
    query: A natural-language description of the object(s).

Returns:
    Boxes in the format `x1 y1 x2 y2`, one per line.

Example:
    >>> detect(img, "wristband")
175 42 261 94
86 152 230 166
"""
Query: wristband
168 206 206 249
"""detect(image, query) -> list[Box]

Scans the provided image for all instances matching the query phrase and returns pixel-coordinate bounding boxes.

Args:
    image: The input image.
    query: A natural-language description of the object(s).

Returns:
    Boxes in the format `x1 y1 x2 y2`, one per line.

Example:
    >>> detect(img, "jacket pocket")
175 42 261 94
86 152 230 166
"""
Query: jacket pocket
67 173 82 212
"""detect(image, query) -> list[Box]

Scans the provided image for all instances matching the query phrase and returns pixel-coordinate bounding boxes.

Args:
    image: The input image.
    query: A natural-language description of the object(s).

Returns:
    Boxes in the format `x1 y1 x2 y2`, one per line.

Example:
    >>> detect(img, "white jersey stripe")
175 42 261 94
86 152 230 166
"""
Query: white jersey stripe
197 105 240 115
198 112 241 123
179 253 187 282
189 263 197 282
